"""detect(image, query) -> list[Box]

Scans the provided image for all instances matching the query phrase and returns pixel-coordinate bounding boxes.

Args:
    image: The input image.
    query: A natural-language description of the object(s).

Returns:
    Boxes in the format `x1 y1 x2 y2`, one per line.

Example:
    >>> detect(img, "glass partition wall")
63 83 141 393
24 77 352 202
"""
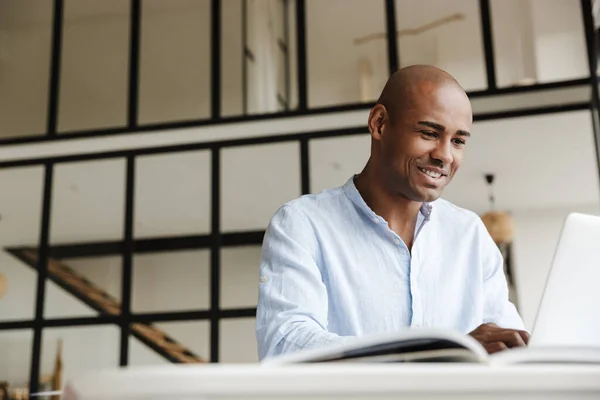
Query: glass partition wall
0 0 600 396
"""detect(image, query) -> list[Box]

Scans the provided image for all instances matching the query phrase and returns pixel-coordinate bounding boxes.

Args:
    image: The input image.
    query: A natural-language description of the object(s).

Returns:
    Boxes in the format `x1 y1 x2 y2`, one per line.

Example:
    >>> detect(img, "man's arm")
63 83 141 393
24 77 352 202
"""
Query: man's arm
469 219 529 353
255 204 351 361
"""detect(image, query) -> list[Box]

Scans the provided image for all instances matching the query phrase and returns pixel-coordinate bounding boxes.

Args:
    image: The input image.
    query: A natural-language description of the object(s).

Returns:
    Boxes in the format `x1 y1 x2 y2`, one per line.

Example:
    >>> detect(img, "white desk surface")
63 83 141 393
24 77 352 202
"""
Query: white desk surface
64 363 600 400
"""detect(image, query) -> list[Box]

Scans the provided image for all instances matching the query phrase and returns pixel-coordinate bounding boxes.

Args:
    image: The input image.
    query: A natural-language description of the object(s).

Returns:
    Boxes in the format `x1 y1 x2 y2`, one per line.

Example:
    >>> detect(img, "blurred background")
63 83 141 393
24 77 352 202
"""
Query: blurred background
0 0 599 397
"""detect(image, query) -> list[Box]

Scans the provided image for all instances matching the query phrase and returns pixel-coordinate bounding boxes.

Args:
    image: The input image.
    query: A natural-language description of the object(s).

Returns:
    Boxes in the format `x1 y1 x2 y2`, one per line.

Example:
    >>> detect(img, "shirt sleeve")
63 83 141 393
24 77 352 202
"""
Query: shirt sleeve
478 219 527 331
255 204 352 361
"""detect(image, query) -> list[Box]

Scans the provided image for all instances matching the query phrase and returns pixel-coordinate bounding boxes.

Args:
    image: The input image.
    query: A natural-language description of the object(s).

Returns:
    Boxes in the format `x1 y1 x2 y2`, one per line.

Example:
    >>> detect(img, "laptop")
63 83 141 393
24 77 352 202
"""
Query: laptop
527 212 600 348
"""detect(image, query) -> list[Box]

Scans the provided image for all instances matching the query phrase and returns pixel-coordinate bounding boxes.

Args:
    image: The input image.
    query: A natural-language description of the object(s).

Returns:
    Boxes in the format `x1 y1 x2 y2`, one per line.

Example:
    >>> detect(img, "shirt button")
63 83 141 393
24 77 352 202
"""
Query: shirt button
372 217 378 223
394 238 401 245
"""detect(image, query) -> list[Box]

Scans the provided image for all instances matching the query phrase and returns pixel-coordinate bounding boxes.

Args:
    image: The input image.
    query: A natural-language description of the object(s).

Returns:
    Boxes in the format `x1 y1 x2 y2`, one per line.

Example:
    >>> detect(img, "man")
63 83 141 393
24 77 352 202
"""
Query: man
255 65 528 361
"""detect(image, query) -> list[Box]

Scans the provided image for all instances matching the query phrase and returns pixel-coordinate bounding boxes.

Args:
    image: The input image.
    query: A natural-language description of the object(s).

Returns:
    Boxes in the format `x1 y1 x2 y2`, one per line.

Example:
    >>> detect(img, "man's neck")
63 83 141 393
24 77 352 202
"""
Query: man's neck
354 165 422 248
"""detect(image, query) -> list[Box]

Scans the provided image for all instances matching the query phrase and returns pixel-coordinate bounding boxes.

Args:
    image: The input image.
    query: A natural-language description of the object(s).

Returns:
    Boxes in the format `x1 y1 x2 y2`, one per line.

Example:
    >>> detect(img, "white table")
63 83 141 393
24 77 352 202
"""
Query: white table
64 363 600 400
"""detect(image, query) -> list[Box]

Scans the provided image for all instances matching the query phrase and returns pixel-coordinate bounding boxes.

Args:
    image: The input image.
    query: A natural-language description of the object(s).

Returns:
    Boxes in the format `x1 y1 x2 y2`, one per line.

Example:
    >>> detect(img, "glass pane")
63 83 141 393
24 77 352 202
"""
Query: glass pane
395 0 486 91
51 159 125 244
40 325 119 392
221 142 301 231
221 246 261 309
135 151 211 239
45 255 122 319
0 329 33 391
286 0 298 110
46 160 125 319
58 0 129 132
306 0 387 108
132 250 210 313
491 0 588 88
222 0 297 117
0 0 52 139
221 0 243 117
128 335 169 366
44 256 121 319
67 256 122 302
219 317 258 363
246 0 288 113
138 0 210 124
129 320 210 364
0 167 43 322
309 135 370 194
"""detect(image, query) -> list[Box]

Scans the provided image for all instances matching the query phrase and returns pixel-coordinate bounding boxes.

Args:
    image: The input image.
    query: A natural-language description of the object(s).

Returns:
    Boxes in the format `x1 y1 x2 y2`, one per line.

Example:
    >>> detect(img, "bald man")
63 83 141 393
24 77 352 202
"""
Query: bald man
255 65 527 361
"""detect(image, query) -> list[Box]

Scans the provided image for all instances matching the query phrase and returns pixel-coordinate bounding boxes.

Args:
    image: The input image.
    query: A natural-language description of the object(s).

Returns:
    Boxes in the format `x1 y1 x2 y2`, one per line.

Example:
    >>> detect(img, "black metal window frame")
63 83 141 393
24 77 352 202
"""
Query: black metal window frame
0 0 599 147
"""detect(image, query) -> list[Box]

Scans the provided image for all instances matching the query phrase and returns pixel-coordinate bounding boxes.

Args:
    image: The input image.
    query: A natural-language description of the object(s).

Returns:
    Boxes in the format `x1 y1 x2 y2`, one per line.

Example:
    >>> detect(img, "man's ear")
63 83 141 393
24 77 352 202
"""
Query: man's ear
368 104 387 141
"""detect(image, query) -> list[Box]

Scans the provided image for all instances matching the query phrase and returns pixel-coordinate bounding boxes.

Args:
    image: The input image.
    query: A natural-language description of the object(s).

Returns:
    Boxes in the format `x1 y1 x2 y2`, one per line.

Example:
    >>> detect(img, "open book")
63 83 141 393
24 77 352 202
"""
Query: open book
264 328 600 365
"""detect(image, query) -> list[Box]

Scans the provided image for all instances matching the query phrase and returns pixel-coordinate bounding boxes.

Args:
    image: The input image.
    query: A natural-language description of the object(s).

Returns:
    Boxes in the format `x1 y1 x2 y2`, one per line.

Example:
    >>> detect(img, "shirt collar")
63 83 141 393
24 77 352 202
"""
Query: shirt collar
342 175 433 222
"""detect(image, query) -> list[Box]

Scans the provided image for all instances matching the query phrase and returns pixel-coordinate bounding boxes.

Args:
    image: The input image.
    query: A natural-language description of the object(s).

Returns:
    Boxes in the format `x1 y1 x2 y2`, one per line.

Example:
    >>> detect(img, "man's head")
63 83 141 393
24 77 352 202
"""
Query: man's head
367 64 472 203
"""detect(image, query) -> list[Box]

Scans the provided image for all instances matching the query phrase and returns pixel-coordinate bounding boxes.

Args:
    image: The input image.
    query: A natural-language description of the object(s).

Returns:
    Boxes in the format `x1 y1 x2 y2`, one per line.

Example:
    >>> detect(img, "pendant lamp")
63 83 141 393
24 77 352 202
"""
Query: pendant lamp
480 174 515 244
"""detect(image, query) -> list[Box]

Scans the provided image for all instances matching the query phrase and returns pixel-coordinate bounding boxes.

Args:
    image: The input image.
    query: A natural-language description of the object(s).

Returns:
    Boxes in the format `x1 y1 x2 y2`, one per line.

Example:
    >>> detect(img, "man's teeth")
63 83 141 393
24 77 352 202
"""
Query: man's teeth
419 168 442 178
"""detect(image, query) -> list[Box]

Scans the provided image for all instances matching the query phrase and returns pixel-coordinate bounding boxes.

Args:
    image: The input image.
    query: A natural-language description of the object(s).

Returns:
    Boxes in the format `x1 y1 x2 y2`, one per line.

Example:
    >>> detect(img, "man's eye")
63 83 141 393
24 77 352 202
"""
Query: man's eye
421 131 437 138
453 138 466 146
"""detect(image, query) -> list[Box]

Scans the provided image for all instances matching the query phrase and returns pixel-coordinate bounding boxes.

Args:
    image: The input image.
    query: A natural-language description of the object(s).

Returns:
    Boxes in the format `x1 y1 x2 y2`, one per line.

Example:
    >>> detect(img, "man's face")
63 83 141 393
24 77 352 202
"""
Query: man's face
378 84 472 203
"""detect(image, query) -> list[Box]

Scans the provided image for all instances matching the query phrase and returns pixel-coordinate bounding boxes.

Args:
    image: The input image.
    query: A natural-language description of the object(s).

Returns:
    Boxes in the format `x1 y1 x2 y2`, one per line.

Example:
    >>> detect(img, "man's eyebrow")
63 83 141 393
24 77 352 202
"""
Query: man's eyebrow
418 121 445 131
418 121 471 137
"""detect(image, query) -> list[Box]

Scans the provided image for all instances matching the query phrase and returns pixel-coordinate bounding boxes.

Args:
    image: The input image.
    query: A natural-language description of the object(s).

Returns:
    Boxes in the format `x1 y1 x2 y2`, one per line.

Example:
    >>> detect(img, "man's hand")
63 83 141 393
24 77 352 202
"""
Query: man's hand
468 323 530 354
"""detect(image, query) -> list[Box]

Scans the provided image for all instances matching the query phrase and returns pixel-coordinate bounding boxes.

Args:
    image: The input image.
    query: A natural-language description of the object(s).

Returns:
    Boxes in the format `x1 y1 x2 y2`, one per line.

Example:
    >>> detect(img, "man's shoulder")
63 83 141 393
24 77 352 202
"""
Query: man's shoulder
272 184 349 222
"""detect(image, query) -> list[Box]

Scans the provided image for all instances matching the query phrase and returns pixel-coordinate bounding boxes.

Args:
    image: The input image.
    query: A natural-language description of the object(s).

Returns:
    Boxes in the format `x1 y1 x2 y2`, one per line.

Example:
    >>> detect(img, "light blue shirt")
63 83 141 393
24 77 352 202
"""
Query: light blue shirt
255 176 524 361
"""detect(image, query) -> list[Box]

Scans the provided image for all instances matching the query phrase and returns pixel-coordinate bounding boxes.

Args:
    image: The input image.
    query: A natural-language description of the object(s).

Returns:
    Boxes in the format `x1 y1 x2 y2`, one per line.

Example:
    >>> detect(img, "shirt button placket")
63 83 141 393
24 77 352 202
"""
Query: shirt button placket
410 249 422 327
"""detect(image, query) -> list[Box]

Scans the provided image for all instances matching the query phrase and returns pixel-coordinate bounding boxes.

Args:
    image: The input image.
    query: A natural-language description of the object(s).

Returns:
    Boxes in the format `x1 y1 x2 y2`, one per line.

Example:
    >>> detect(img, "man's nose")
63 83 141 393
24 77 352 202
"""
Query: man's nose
431 141 453 166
